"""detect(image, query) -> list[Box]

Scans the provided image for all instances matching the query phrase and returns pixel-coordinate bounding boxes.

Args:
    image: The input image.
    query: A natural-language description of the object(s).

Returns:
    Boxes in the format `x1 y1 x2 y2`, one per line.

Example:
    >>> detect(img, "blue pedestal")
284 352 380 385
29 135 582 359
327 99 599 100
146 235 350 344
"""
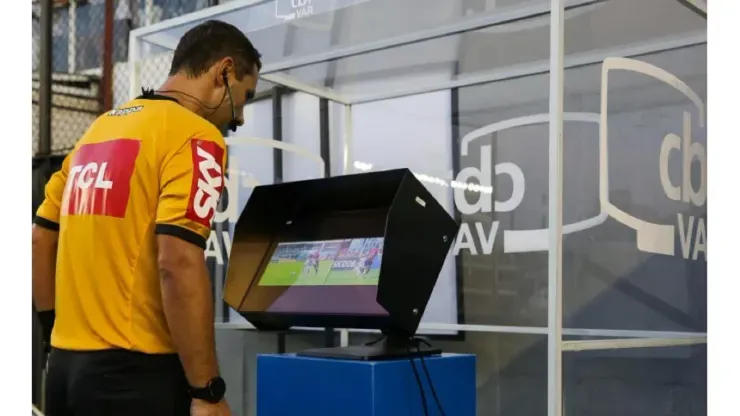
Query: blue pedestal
256 353 476 416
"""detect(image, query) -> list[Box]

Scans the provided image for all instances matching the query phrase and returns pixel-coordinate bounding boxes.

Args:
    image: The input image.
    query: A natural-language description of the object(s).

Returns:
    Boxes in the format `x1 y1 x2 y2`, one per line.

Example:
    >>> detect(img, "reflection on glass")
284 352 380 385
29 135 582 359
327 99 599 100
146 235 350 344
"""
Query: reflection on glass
563 44 707 333
456 78 551 328
207 100 275 323
346 91 460 332
564 343 706 416
349 332 549 415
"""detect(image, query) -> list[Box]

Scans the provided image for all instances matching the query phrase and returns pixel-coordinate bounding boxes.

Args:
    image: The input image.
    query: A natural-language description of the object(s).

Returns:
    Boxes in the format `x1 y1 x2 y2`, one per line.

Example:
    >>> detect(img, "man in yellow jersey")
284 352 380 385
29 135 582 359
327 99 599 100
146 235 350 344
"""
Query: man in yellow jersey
31 20 260 416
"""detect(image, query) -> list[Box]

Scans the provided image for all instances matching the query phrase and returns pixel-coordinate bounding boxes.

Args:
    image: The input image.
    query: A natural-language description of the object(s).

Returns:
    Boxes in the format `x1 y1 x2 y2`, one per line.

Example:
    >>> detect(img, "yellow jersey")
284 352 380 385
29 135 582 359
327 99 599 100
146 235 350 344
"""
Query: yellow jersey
34 94 227 353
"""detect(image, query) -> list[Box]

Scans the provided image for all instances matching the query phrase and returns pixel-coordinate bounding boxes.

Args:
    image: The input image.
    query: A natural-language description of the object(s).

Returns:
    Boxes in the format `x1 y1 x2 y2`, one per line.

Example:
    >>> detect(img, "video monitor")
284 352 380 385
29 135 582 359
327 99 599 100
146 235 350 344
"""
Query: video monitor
246 237 388 316
224 168 460 343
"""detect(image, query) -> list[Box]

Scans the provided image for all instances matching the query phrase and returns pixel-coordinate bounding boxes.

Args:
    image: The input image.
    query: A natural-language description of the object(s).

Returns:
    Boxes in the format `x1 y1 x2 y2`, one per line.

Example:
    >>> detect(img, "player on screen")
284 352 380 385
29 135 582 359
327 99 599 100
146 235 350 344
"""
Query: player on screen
302 249 321 275
311 249 321 274
355 247 379 278
32 20 261 416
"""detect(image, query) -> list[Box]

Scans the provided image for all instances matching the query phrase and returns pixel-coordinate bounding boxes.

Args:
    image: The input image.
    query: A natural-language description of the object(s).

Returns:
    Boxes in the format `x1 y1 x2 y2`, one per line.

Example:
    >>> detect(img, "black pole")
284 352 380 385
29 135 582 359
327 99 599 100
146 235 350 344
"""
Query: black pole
272 87 284 183
217 126 230 321
323 328 335 348
38 0 53 156
319 98 331 177
271 86 284 355
450 86 466 334
33 2 53 408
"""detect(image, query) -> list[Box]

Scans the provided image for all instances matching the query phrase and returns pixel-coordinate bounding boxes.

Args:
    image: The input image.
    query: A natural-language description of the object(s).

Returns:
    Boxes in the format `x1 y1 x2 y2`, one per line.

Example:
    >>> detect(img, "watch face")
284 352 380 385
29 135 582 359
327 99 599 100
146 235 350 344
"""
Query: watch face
208 377 226 401
191 377 227 403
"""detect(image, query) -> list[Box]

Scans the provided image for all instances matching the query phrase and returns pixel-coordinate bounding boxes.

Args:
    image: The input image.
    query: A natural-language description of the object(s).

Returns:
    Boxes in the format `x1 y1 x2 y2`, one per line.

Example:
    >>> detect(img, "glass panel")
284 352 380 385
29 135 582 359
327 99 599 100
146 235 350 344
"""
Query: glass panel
213 92 327 324
563 0 705 57
344 91 460 333
562 41 707 332
140 0 705 102
280 4 562 98
455 74 551 328
563 343 707 415
210 99 275 324
349 332 549 416
281 92 325 182
215 329 342 416
215 88 336 414
141 0 374 53
141 0 548 61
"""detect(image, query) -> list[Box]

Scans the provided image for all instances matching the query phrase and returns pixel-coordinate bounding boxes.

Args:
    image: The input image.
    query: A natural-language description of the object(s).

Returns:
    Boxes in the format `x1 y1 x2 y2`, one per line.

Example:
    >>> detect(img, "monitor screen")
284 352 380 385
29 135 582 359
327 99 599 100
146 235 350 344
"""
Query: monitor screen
250 237 388 316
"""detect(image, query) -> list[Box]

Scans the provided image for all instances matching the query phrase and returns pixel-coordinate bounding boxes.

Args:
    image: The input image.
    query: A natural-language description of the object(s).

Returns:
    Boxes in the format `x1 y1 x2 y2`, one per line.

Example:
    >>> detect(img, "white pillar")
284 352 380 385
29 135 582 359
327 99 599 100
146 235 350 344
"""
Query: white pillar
547 0 565 415
343 104 353 174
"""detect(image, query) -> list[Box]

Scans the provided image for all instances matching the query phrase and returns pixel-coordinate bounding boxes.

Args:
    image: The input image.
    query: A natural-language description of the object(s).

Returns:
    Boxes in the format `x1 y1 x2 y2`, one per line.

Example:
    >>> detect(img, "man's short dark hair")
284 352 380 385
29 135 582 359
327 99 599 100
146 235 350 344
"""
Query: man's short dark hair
169 20 262 79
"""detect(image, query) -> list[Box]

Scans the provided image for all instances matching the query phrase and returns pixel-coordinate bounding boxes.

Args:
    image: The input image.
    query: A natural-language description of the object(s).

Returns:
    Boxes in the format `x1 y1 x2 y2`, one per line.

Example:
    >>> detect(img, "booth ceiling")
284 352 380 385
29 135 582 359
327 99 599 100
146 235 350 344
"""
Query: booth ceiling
135 0 706 103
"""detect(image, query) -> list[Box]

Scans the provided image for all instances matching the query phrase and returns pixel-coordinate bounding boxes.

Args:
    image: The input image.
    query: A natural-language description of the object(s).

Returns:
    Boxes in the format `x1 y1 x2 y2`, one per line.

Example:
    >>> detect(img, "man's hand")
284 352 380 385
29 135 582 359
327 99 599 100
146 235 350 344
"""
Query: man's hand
191 399 232 416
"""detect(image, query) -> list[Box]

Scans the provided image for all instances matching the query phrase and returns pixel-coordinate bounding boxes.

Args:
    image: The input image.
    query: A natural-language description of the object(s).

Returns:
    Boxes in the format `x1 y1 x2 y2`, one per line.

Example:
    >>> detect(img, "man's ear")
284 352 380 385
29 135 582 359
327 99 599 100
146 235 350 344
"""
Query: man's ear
214 57 235 87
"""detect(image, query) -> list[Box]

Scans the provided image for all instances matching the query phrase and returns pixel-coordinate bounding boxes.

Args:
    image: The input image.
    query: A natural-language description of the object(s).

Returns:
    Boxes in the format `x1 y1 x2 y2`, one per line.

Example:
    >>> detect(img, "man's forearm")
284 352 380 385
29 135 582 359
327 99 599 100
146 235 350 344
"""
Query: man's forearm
32 225 58 311
32 225 59 348
160 261 219 387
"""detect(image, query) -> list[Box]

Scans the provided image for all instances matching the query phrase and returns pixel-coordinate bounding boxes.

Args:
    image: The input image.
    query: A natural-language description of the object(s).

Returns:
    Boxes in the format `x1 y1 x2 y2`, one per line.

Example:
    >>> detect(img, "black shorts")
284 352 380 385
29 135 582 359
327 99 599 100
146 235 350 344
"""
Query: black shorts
45 348 191 416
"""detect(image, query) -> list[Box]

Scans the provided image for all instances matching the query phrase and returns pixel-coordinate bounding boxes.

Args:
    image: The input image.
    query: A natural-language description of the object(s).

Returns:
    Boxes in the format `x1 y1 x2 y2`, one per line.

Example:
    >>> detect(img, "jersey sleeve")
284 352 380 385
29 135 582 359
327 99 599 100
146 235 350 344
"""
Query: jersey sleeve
33 154 72 231
155 137 227 249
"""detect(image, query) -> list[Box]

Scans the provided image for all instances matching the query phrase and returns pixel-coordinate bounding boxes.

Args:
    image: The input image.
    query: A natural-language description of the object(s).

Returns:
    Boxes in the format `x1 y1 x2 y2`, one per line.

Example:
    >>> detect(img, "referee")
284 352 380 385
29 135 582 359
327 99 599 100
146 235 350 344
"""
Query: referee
31 20 261 416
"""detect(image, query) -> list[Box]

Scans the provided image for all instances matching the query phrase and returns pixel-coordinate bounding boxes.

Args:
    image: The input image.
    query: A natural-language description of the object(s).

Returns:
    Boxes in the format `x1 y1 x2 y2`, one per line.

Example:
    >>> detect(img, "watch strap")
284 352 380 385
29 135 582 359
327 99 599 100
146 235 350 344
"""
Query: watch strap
189 376 226 404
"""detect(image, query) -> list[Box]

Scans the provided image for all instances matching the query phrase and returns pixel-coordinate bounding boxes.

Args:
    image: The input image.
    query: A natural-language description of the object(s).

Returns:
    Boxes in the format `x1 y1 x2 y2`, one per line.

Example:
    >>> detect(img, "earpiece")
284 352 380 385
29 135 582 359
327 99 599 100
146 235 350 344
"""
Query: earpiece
222 69 239 133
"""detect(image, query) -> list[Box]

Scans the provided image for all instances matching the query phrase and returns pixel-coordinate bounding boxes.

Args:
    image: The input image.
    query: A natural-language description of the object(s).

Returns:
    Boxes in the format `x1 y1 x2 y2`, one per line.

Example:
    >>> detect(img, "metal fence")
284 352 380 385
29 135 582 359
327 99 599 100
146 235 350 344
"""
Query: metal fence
32 0 218 158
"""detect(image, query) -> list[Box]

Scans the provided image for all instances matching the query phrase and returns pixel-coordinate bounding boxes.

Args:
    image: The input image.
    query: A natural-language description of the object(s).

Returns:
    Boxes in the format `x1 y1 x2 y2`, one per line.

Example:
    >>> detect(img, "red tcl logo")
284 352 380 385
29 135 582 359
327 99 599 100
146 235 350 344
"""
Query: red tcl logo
66 162 114 191
62 139 141 217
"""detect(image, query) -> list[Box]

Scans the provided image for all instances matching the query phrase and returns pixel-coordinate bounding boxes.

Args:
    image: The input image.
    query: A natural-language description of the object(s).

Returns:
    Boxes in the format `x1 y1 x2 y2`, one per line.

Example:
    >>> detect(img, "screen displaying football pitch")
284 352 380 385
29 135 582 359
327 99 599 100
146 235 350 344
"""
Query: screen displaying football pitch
258 238 384 286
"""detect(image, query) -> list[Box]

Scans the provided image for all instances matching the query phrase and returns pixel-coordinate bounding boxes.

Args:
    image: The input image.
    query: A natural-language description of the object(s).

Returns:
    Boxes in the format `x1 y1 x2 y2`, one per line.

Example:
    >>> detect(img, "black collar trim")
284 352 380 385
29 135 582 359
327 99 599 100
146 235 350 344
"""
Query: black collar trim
137 88 179 103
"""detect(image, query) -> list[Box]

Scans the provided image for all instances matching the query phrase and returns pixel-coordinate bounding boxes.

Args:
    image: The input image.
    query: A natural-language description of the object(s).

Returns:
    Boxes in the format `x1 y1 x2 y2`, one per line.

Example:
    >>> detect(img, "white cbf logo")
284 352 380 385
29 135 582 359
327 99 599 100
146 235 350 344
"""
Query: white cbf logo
452 113 605 256
291 0 313 18
67 162 113 192
659 111 707 261
453 143 525 256
600 57 706 261
276 0 313 20
194 146 223 220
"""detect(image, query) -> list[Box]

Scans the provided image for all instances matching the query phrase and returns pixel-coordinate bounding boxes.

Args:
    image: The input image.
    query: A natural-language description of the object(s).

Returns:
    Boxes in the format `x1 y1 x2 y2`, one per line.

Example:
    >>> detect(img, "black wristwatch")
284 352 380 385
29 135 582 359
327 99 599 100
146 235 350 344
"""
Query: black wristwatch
189 376 226 404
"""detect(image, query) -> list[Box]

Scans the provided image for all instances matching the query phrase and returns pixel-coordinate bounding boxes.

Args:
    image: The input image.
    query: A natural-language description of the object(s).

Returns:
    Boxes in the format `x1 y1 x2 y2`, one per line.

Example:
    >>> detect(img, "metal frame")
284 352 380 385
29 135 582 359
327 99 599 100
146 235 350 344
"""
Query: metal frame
677 0 707 18
561 336 707 351
128 0 709 413
548 1 565 415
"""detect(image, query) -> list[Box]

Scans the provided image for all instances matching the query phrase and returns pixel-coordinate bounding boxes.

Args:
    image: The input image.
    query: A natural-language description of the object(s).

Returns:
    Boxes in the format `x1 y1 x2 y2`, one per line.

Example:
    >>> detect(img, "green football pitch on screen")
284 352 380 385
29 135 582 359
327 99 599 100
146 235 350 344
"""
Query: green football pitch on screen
259 259 380 287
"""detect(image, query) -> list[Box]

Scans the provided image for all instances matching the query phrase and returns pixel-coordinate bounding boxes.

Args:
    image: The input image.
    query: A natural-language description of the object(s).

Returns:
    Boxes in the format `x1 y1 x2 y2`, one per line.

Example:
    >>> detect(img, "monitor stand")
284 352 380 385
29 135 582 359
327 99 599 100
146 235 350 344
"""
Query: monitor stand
295 334 442 361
